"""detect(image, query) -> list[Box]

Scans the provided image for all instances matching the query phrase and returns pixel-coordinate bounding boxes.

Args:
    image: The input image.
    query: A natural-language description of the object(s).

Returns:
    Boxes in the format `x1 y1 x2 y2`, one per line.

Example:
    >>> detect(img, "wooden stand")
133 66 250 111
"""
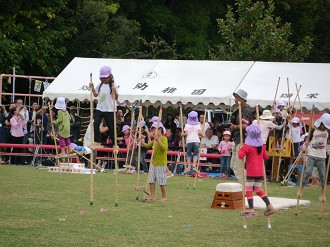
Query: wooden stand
211 183 243 210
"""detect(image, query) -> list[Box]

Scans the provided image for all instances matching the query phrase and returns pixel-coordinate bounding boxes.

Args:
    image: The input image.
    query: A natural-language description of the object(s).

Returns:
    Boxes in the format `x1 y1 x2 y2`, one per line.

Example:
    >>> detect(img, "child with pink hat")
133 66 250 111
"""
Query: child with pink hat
89 66 119 148
218 130 233 178
181 111 202 174
238 124 276 217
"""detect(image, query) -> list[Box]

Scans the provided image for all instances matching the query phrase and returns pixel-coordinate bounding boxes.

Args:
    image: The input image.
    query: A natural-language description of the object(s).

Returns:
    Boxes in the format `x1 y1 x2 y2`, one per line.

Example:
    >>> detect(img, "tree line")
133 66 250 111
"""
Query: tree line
0 0 329 82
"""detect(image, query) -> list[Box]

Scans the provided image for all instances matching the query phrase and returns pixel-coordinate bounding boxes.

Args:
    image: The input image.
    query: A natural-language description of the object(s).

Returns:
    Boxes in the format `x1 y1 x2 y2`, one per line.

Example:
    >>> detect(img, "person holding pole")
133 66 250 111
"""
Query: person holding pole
141 121 168 202
89 66 119 147
299 113 330 200
230 89 252 184
238 124 276 216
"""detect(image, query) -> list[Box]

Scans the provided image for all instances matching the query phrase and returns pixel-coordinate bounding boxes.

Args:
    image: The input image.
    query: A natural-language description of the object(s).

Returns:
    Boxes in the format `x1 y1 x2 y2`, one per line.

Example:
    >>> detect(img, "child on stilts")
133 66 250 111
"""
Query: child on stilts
238 124 276 216
181 111 202 174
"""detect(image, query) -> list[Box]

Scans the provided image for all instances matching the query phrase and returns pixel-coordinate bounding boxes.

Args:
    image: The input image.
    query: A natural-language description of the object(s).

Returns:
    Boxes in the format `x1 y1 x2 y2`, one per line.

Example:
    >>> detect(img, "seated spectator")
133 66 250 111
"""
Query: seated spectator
202 128 219 149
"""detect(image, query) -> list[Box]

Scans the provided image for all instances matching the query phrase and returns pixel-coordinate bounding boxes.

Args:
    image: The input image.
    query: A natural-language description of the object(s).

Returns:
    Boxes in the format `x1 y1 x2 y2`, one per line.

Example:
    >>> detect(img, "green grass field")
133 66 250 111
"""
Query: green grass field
0 166 329 247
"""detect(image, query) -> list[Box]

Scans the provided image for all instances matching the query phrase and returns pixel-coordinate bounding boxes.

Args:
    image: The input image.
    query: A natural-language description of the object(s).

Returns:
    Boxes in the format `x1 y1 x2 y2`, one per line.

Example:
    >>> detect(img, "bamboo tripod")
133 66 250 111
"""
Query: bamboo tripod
193 108 207 190
256 105 272 229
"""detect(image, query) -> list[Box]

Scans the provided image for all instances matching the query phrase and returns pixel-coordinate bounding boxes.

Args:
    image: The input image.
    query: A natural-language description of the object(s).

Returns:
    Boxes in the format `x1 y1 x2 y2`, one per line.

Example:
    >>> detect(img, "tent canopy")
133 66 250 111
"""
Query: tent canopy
43 57 330 110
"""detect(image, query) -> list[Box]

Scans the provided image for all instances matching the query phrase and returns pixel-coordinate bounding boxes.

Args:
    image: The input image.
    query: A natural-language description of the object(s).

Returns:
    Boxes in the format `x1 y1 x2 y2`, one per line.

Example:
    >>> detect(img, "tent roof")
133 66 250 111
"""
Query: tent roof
43 58 330 110
43 57 254 108
240 62 330 111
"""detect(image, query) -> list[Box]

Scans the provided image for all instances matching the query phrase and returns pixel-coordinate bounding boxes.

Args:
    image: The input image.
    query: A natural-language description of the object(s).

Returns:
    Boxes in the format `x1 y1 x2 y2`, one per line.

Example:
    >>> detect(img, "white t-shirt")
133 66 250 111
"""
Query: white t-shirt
287 122 302 143
308 129 328 159
198 122 210 135
202 135 219 148
184 124 201 143
95 83 117 112
258 120 276 145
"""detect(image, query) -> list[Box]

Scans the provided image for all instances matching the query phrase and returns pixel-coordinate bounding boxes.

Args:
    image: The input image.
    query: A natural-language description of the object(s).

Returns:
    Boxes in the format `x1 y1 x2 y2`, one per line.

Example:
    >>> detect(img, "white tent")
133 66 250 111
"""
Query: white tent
43 57 330 110
240 62 330 111
43 57 254 108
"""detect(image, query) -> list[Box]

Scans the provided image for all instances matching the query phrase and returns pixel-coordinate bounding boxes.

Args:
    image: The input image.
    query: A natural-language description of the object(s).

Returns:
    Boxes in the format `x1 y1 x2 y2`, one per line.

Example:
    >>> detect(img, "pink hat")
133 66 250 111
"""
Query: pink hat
245 124 262 147
187 111 198 125
99 66 112 78
292 117 300 124
150 116 159 123
275 109 281 113
223 130 231 136
121 125 130 132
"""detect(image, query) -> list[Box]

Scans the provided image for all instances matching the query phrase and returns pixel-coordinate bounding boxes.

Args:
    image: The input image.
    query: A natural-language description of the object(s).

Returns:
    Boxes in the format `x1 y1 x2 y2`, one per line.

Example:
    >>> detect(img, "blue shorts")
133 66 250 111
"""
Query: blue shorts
186 142 200 160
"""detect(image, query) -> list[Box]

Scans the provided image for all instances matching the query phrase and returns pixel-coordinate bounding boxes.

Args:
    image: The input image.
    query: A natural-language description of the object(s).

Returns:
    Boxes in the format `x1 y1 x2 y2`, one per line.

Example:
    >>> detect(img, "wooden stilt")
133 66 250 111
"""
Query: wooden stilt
256 105 271 229
179 106 188 189
89 73 94 206
319 155 330 219
193 108 206 190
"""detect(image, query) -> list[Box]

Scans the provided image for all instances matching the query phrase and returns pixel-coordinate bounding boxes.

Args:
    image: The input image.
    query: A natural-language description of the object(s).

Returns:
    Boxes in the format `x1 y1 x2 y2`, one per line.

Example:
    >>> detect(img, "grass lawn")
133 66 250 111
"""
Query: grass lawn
0 165 329 247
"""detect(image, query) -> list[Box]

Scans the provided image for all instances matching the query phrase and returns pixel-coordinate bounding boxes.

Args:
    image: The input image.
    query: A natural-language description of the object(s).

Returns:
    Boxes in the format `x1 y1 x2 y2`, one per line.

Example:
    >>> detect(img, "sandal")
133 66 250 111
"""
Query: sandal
264 207 277 216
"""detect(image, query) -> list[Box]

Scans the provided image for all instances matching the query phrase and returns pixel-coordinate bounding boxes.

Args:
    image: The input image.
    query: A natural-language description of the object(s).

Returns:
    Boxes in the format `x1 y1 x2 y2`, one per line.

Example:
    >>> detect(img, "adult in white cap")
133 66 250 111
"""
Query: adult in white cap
89 66 119 147
229 89 252 184
300 113 330 198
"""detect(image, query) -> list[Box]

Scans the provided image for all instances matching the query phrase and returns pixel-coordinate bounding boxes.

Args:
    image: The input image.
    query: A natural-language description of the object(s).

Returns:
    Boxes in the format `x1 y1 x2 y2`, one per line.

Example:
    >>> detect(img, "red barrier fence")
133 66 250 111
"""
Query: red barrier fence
0 143 221 159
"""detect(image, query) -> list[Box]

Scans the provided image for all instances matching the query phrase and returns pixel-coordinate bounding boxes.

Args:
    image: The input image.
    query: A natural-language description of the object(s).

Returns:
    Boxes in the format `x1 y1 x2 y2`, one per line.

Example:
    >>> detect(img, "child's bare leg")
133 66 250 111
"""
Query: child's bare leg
185 159 191 173
146 183 156 200
160 185 167 202
192 157 199 173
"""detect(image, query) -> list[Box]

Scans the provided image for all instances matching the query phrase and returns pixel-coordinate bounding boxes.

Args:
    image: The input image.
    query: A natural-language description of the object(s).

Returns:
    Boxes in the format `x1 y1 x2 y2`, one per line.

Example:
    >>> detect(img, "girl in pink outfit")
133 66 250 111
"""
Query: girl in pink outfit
218 130 232 178
10 107 25 165
238 124 276 216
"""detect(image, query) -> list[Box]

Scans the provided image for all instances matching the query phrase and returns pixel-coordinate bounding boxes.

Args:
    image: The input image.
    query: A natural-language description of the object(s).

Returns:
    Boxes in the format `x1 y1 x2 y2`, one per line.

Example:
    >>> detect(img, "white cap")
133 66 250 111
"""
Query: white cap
314 113 330 129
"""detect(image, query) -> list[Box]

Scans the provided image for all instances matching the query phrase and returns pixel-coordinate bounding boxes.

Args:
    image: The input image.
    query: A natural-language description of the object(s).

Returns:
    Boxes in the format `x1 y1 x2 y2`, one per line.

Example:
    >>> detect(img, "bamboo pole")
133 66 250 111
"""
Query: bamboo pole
89 73 94 206
271 77 280 181
238 102 247 229
256 105 272 229
193 108 207 190
295 110 314 215
319 155 330 218
273 77 280 108
48 102 60 168
135 100 143 200
295 83 307 133
287 78 291 108
276 124 286 182
113 85 119 207
180 106 189 189
123 106 135 168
